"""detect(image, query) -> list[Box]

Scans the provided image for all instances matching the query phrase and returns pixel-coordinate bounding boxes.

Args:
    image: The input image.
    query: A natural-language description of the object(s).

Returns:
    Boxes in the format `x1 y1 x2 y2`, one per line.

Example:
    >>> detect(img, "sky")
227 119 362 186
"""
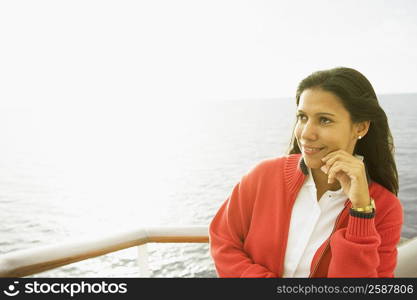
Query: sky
0 0 417 109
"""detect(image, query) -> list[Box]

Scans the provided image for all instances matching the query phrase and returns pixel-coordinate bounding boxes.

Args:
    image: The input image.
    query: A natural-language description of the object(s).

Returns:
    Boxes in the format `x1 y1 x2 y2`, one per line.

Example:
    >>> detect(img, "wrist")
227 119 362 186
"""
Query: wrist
351 196 372 209
350 197 375 214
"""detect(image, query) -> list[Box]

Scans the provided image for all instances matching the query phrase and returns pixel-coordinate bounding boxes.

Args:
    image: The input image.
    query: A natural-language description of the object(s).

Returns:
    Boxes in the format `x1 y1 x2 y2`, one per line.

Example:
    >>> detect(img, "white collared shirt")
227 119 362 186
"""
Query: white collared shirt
282 155 363 277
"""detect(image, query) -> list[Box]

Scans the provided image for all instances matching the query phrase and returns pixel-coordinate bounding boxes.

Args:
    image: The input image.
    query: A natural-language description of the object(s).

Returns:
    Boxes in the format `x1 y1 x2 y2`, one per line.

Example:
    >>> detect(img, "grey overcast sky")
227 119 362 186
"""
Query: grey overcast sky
1 0 417 108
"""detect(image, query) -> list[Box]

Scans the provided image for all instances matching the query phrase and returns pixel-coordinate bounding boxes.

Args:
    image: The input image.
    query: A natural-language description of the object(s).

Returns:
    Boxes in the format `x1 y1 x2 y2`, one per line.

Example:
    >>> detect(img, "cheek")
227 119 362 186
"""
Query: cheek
321 133 338 147
321 131 350 150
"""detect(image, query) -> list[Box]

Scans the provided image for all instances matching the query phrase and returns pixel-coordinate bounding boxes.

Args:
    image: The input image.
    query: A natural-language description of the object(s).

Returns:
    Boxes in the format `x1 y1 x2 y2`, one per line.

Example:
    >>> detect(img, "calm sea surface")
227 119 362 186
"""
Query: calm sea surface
0 94 416 277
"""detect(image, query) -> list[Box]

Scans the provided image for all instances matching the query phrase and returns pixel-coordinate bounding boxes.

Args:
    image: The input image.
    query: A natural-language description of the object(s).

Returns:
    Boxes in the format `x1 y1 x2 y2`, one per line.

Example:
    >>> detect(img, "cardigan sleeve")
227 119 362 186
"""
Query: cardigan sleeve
327 196 403 278
209 174 278 278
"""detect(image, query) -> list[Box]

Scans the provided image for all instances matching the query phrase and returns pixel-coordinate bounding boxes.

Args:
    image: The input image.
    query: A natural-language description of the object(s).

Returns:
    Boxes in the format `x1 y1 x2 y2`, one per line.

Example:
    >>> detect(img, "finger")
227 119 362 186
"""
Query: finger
320 164 328 174
328 162 363 184
324 153 350 171
321 149 342 162
327 162 352 184
321 152 349 175
324 151 363 173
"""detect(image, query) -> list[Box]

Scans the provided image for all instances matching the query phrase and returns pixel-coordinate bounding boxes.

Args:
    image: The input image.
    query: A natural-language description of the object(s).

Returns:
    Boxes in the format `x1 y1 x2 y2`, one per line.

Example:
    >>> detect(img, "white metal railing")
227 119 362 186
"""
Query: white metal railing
0 226 208 277
0 226 416 277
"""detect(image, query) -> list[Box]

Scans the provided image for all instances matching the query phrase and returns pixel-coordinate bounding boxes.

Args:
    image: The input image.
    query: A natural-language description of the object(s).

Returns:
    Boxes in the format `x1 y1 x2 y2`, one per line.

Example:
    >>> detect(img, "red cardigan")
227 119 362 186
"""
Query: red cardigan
209 154 403 277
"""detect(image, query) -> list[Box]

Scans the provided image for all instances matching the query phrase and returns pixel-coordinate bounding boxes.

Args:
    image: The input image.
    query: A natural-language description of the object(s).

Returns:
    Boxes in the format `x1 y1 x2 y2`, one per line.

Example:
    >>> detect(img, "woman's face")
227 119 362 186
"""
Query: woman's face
294 88 363 169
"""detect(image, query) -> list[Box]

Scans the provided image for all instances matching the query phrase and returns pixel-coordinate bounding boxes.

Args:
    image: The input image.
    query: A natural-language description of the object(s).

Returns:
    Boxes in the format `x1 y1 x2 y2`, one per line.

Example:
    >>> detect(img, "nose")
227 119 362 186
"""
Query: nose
300 120 318 141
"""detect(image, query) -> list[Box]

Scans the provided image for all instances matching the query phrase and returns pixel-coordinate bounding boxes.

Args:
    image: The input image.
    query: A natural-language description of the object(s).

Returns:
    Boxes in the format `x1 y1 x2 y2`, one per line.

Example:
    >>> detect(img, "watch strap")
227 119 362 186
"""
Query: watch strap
349 198 376 218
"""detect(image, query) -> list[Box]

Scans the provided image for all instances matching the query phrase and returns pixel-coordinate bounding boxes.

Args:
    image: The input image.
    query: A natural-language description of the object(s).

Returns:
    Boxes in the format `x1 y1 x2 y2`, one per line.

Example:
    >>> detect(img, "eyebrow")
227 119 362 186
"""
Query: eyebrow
297 110 336 117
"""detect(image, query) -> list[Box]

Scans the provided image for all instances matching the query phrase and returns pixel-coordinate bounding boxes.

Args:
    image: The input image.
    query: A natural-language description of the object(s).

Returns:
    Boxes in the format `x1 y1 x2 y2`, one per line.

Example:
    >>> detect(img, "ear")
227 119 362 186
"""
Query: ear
355 120 370 138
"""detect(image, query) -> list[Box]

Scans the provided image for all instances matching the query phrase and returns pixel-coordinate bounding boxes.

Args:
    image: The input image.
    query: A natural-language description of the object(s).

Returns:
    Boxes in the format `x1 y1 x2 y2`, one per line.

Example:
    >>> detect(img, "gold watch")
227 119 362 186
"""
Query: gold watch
351 198 376 213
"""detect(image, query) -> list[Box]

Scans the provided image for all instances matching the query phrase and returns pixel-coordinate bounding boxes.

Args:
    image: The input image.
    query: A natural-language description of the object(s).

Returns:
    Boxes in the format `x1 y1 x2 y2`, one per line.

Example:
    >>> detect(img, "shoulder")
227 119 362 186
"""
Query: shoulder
243 154 301 183
246 154 299 175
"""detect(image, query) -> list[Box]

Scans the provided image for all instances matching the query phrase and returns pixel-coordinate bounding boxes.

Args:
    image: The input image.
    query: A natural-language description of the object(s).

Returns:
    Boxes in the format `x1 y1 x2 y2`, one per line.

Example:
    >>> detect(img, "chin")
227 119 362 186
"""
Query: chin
302 156 323 170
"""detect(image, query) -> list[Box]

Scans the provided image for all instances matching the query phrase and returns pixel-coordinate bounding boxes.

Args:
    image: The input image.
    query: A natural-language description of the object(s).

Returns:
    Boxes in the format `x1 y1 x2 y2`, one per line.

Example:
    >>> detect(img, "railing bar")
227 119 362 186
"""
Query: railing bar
0 227 209 278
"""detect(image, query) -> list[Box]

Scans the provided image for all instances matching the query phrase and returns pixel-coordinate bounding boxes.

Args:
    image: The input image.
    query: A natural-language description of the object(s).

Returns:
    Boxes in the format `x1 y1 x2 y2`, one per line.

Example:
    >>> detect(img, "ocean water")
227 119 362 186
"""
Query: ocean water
0 94 416 277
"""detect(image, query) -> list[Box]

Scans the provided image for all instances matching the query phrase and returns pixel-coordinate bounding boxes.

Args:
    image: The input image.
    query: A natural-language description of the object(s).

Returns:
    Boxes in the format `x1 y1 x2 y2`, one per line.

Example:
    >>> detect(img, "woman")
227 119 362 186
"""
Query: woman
209 67 403 277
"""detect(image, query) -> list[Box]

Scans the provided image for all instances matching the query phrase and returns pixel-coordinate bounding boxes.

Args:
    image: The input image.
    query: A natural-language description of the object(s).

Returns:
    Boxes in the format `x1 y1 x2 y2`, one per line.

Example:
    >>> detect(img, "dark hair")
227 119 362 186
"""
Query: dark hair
287 67 399 196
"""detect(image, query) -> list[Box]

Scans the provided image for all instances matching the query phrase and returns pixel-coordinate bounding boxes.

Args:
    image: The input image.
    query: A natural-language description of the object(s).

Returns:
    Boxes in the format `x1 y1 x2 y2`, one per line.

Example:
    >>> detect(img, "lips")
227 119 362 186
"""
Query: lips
302 145 325 155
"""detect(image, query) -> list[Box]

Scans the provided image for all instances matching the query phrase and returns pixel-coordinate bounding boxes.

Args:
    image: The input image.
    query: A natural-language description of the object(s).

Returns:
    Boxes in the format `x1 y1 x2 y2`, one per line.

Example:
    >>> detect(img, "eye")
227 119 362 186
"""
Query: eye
296 114 307 121
320 117 332 125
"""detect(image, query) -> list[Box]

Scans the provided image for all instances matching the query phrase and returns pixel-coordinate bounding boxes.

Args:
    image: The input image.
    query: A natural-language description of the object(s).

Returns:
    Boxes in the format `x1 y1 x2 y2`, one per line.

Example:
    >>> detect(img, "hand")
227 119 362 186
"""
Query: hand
320 150 370 208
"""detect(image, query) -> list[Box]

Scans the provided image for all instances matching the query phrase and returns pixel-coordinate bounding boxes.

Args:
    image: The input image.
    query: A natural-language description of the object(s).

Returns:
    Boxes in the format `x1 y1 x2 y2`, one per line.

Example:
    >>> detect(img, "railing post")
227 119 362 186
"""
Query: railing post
137 244 150 277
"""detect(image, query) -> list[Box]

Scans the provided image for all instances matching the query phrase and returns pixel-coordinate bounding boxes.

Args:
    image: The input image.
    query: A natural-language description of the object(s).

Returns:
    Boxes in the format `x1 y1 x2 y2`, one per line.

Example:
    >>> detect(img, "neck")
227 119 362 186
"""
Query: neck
311 168 340 191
